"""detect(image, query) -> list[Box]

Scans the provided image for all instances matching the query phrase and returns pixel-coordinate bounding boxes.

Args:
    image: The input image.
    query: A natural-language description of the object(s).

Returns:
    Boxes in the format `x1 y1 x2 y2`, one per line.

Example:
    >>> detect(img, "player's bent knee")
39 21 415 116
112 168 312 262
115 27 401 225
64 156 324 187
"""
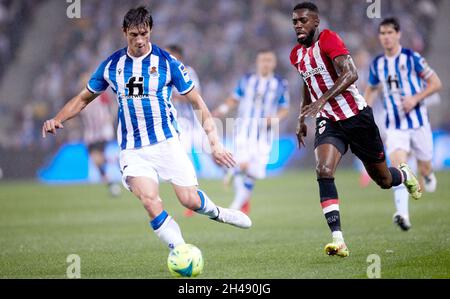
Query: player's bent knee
315 164 334 179
178 189 201 210
374 176 391 189
136 190 159 207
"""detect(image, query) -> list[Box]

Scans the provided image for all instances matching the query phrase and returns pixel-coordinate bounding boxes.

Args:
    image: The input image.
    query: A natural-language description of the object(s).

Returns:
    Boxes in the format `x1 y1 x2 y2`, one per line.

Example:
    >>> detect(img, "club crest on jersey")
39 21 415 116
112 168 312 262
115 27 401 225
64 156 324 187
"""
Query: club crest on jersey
149 66 159 78
318 120 326 135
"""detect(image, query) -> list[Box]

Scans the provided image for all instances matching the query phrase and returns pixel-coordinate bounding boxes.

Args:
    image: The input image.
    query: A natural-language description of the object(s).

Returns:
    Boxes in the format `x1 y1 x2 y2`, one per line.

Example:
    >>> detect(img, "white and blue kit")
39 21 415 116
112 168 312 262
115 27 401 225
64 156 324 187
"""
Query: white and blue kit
232 73 289 178
368 47 435 161
87 43 198 188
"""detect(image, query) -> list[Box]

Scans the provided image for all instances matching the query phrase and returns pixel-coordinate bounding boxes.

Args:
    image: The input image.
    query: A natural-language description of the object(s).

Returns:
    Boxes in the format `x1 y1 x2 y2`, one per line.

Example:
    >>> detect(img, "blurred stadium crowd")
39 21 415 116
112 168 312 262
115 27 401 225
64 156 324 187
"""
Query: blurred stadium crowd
0 0 443 150
0 1 37 78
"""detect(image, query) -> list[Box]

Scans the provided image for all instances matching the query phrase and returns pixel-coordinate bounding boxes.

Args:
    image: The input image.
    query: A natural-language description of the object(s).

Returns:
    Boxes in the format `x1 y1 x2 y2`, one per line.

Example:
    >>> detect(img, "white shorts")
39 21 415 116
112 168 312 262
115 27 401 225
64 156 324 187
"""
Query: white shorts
235 138 271 179
385 124 433 161
119 137 198 191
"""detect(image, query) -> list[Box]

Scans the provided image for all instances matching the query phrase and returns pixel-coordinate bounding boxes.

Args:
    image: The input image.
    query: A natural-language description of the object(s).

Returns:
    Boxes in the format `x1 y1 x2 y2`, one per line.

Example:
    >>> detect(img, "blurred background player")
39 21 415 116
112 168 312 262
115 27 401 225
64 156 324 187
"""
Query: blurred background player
165 44 205 155
212 49 290 214
364 17 442 231
42 6 251 253
165 45 209 217
292 2 422 257
79 72 121 197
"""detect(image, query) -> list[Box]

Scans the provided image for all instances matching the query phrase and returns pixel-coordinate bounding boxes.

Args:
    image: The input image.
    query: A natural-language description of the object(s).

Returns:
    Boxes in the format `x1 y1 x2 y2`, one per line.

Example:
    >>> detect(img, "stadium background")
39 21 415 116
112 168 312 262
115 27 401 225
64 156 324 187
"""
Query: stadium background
1 0 450 280
0 0 449 180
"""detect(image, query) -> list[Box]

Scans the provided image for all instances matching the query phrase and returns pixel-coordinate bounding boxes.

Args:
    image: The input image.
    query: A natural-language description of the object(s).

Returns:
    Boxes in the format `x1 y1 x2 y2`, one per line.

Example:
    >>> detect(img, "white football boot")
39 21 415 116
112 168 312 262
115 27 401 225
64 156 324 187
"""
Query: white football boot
212 207 252 229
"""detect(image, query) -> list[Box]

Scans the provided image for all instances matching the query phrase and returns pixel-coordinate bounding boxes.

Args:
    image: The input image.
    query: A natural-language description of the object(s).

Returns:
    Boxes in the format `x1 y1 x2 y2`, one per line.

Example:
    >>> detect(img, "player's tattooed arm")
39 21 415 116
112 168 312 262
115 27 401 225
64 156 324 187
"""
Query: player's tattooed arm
185 88 236 168
297 82 311 148
301 55 358 118
42 88 98 138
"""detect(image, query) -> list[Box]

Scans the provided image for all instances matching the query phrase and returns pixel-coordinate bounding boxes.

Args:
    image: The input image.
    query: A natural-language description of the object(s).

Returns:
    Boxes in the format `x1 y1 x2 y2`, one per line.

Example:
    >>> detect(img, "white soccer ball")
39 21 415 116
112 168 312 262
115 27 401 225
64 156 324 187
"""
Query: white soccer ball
167 243 204 277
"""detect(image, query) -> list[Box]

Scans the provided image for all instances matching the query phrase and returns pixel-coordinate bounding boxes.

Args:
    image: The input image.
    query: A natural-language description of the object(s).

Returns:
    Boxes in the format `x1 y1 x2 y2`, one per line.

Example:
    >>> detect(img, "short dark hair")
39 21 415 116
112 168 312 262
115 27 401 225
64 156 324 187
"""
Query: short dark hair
293 2 319 13
166 44 184 58
379 17 401 32
123 6 153 31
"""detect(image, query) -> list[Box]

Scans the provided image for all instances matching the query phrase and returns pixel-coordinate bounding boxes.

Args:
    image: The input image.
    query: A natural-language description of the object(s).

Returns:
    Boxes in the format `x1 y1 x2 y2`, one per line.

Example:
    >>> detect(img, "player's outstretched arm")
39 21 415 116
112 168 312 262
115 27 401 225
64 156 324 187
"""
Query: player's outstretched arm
302 55 358 118
184 88 236 168
42 88 98 138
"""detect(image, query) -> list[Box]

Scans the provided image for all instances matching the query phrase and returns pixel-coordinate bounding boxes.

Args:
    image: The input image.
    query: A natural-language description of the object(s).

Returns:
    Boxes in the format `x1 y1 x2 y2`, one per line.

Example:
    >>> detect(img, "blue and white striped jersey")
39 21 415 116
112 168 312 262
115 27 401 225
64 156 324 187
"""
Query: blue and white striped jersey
233 73 289 143
368 47 434 130
87 43 194 150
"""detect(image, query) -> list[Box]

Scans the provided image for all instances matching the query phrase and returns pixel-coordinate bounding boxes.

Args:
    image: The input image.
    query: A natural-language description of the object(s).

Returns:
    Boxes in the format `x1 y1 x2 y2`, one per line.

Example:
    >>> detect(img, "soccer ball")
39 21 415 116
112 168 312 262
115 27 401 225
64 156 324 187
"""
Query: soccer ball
167 244 204 277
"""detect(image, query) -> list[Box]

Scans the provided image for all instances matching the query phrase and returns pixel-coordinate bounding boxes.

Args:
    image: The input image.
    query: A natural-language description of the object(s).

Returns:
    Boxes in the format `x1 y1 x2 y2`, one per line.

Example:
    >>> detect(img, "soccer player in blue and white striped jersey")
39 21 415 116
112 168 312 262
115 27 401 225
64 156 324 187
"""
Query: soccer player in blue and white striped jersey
42 6 251 252
213 50 290 214
364 18 442 231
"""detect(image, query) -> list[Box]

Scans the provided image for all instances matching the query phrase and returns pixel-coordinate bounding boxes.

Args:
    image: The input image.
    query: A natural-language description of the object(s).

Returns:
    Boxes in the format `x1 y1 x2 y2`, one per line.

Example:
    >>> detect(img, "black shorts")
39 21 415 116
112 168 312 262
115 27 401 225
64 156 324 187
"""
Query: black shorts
87 141 107 153
314 106 386 164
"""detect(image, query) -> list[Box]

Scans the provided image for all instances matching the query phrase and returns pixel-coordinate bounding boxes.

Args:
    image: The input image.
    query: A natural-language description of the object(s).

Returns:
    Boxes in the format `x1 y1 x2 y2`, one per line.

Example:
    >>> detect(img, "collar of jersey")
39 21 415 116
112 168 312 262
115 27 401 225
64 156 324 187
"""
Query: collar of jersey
126 43 152 61
256 73 274 80
300 30 323 50
385 45 402 59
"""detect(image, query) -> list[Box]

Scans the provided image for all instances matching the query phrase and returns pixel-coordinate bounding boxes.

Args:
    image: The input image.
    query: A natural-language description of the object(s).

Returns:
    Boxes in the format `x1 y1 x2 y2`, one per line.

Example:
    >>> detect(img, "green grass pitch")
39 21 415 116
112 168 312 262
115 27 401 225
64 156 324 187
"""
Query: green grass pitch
1 170 449 278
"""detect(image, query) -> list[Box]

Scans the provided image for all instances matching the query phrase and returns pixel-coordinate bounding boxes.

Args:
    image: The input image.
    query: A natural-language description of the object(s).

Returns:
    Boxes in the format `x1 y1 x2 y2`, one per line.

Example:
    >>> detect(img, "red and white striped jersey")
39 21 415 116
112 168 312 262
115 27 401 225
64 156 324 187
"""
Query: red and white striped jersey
290 29 367 121
81 92 115 145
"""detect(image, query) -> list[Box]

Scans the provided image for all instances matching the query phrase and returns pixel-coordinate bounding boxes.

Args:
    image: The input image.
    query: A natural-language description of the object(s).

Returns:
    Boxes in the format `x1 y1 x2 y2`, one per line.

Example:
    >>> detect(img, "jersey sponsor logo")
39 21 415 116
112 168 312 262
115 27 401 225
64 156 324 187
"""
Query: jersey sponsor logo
300 65 326 80
125 76 145 98
387 74 400 92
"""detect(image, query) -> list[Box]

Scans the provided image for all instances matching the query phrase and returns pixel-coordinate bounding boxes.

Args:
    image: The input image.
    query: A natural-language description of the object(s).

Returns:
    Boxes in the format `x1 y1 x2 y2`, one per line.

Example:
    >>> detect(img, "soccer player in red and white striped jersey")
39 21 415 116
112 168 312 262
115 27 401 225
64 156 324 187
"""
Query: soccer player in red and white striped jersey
290 29 367 121
290 2 422 257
